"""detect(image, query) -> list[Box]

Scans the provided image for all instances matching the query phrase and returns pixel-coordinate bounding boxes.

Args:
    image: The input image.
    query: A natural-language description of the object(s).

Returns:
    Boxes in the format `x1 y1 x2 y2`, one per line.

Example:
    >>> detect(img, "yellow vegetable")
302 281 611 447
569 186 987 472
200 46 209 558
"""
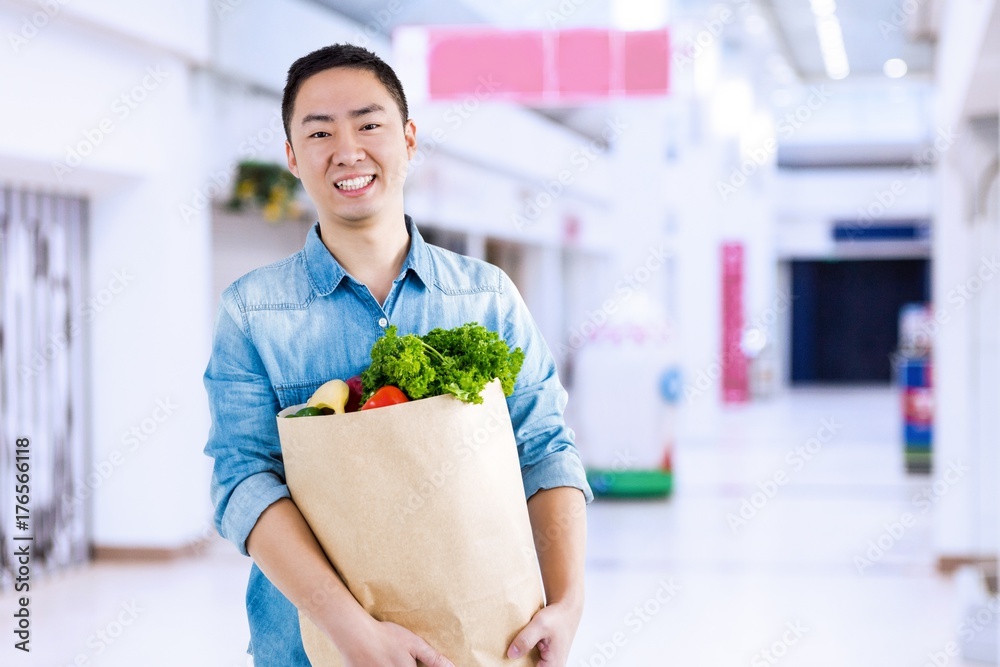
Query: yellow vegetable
306 379 350 414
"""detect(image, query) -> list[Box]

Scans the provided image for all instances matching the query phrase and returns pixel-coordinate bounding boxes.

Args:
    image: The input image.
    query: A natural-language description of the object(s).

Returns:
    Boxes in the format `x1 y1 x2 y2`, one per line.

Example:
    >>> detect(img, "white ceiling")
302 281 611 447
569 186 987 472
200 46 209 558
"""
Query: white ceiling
762 0 936 80
965 1 1000 118
308 0 942 148
310 0 937 78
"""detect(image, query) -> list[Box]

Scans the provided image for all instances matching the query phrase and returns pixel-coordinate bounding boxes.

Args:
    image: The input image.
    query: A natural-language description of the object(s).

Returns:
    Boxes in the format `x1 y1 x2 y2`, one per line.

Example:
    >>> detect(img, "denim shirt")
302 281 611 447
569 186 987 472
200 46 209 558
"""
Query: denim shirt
202 216 593 664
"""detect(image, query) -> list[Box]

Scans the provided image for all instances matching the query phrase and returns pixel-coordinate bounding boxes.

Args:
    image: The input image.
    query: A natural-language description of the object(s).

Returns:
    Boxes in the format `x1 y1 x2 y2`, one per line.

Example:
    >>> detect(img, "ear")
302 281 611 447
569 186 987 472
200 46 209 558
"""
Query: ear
285 140 299 177
404 119 417 160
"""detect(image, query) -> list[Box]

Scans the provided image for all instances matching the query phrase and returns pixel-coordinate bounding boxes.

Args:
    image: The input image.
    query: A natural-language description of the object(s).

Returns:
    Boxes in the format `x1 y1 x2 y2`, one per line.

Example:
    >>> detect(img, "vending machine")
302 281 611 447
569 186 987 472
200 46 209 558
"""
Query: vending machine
897 303 933 474
568 297 677 498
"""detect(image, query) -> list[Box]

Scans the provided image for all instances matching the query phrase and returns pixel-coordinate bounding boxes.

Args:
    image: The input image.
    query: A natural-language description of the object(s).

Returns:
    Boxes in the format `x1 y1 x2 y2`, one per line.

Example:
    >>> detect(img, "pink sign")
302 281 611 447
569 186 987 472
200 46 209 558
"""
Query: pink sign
624 30 670 93
424 28 669 102
556 30 612 98
721 242 748 403
427 30 546 99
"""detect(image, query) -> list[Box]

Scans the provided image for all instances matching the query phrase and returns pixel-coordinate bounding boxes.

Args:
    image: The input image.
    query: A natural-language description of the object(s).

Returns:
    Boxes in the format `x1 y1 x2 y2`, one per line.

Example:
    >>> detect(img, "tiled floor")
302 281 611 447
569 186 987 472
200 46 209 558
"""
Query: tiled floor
575 386 976 666
1 387 985 666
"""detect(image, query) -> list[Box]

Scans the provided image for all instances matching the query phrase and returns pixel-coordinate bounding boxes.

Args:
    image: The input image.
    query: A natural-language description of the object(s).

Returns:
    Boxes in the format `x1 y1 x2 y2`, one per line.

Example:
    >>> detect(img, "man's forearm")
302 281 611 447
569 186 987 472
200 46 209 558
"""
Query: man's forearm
527 486 588 610
245 497 371 647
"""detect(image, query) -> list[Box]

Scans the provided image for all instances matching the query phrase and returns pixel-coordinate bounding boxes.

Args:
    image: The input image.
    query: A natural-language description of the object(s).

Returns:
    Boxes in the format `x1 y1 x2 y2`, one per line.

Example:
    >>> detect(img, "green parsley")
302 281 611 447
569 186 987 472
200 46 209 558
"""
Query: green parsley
361 322 525 404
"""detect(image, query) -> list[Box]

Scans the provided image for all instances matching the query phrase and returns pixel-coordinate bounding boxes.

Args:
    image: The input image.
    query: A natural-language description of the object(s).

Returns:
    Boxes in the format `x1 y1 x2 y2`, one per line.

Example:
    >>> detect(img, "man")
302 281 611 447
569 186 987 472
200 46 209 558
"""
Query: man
204 44 592 666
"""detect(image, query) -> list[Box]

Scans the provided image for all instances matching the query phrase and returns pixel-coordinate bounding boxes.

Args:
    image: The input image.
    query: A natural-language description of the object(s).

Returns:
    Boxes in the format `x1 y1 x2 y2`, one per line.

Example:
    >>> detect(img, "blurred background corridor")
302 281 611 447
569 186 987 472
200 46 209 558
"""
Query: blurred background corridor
1 0 999 665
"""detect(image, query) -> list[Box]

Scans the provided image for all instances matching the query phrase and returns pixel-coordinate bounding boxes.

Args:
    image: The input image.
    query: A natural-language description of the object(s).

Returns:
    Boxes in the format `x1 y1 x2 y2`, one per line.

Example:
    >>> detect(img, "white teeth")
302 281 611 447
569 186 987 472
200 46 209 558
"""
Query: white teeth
335 175 374 190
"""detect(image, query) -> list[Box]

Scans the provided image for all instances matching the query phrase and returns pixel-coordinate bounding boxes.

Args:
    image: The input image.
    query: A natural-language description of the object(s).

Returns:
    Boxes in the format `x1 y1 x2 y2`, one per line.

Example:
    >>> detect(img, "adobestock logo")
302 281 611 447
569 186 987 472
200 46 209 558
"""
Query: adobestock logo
396 406 508 521
558 243 671 355
58 397 179 516
851 125 958 229
18 268 136 380
878 0 931 37
512 117 627 232
51 66 170 180
717 86 833 202
179 112 285 225
727 417 842 533
684 290 796 403
544 0 592 27
750 621 809 666
406 76 502 178
56 600 145 666
7 0 71 53
577 578 681 666
348 0 404 49
672 3 745 71
854 460 968 575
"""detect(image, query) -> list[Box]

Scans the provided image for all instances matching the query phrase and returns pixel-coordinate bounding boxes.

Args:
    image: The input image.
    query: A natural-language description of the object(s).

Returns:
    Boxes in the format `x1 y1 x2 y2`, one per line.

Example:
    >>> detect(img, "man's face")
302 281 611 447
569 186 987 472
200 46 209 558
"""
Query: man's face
286 67 416 228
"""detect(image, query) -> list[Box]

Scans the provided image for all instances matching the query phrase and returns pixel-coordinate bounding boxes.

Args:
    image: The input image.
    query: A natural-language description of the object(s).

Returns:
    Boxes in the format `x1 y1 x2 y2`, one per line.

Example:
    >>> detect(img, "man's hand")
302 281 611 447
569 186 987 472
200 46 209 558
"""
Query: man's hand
341 619 456 667
508 486 588 667
507 600 582 666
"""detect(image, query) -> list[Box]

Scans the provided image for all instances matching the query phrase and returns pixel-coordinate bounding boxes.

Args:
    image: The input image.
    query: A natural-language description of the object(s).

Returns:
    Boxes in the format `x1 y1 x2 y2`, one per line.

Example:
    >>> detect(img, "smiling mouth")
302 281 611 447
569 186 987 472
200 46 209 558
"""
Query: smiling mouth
335 175 375 191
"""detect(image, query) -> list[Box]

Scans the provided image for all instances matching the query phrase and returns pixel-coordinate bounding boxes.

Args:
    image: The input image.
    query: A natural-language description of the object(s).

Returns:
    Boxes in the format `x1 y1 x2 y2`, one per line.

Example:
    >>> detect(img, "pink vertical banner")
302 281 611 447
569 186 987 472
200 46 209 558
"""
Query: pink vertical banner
721 242 749 403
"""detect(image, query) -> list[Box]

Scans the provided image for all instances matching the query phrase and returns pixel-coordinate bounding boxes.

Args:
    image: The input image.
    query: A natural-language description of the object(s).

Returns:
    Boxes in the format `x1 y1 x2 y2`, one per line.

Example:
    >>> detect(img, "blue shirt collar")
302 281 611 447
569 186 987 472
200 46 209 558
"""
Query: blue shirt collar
303 215 434 296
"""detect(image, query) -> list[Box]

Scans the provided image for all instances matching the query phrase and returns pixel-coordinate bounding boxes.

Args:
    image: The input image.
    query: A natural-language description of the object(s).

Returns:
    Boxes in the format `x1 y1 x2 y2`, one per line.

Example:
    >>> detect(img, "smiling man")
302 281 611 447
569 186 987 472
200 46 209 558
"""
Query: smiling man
203 44 592 666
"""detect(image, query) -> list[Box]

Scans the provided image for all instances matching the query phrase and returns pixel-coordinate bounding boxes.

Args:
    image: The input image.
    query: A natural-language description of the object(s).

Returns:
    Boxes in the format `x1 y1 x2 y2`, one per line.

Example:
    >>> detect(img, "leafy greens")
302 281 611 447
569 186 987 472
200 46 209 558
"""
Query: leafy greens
360 322 525 404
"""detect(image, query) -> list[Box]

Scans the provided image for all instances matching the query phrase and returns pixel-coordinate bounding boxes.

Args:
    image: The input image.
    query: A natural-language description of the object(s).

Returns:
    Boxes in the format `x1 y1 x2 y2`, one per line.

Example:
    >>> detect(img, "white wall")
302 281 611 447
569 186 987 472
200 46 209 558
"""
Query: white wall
775 169 935 220
1 2 214 549
776 78 933 149
774 168 934 258
933 124 999 559
5 0 210 63
932 0 1000 562
214 0 386 93
936 0 998 129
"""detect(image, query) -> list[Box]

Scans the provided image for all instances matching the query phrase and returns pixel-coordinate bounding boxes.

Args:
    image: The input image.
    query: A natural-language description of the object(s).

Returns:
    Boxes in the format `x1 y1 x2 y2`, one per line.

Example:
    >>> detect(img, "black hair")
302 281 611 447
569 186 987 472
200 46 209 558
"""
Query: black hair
281 43 409 143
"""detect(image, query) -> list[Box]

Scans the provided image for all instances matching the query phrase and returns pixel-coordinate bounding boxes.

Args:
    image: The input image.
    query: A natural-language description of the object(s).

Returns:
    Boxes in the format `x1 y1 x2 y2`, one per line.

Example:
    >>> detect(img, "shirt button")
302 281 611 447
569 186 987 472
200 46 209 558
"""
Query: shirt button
378 317 388 328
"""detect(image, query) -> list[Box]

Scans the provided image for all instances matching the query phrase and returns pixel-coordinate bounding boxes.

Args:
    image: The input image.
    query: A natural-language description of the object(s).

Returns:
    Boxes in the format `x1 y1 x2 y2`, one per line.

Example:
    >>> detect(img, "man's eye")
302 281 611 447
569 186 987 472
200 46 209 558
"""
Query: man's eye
361 123 379 131
310 131 330 138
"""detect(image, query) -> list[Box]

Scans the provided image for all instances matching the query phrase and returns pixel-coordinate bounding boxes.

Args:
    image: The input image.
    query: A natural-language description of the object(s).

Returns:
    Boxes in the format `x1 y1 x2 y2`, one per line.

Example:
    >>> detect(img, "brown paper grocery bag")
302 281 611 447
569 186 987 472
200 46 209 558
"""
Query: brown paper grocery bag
276 380 543 666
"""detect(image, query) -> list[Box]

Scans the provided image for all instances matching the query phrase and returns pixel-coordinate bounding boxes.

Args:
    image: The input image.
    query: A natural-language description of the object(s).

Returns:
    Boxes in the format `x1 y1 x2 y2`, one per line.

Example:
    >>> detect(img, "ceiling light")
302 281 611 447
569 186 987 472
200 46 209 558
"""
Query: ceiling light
711 80 754 137
811 3 850 80
883 58 908 78
809 0 837 17
612 0 669 30
739 110 776 165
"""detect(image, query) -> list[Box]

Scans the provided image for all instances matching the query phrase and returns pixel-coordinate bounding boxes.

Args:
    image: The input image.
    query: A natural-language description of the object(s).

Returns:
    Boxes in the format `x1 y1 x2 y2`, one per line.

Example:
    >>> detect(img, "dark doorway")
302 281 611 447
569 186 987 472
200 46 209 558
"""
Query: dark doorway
790 259 930 383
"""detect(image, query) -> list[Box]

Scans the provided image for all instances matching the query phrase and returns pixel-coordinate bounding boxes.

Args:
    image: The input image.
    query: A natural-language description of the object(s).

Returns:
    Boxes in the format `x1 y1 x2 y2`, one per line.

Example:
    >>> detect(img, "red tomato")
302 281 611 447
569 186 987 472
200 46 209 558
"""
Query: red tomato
359 385 410 411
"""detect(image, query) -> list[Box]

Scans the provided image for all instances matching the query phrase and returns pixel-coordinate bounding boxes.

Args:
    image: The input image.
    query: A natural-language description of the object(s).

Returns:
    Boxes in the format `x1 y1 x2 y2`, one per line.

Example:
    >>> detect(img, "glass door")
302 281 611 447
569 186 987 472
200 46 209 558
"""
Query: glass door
0 187 89 587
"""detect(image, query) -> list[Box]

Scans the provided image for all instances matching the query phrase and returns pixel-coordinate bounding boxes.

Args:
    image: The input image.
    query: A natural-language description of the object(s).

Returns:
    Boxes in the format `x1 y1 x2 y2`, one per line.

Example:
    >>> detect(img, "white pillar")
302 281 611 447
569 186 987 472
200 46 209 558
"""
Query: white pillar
933 121 1000 560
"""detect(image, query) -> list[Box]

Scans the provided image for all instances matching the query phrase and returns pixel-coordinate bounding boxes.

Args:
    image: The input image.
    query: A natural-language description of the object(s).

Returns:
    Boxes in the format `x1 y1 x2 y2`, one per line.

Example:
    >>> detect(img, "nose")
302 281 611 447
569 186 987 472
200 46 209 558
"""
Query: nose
332 131 365 166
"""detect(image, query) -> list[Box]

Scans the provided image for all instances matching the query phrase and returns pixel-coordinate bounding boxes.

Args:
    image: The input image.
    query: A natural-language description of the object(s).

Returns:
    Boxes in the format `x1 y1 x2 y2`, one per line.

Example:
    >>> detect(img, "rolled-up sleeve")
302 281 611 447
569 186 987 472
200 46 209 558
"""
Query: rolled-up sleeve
499 272 594 504
203 285 291 556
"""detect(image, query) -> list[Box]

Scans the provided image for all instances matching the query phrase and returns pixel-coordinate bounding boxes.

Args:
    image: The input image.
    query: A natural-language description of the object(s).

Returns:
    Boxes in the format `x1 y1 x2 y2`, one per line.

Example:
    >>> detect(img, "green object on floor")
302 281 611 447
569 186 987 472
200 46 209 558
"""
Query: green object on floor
905 450 932 474
587 469 672 498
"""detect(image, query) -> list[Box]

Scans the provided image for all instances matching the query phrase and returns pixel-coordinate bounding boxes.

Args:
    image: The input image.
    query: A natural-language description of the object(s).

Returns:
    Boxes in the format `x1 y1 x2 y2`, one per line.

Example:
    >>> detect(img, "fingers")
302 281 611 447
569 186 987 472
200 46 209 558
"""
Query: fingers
411 637 455 667
508 615 547 659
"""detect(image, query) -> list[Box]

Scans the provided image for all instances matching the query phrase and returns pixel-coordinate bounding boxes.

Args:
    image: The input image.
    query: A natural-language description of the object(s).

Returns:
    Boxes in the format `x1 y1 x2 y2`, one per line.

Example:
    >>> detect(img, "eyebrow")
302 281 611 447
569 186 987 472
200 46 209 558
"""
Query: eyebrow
300 104 387 125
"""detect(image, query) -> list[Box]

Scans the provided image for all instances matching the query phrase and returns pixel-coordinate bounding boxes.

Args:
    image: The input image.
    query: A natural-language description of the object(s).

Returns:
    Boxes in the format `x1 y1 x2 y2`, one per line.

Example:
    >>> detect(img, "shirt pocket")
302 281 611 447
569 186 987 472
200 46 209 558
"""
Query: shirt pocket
273 379 327 409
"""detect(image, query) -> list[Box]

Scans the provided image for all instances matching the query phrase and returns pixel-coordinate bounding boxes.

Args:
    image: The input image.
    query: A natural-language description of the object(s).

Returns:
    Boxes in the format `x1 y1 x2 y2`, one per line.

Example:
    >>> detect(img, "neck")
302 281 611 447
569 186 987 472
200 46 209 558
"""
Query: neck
316 212 410 297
